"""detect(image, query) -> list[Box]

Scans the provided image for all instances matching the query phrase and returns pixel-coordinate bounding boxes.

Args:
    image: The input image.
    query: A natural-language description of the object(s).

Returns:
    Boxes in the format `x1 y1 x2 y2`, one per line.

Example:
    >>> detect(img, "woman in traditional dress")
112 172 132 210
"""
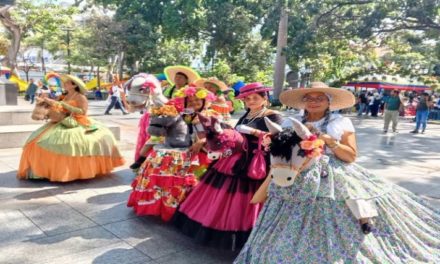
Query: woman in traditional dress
235 82 440 263
17 75 125 182
127 85 219 221
173 83 283 251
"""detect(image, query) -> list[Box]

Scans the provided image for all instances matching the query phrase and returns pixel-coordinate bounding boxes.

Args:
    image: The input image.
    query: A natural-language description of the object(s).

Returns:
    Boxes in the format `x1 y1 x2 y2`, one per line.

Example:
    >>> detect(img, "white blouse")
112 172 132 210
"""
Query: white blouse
306 113 355 141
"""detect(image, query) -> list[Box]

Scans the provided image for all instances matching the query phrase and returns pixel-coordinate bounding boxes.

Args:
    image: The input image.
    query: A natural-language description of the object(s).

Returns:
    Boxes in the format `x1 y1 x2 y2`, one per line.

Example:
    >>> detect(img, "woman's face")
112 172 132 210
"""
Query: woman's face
63 80 76 93
186 96 204 112
243 93 266 111
204 83 219 94
303 92 329 114
175 74 188 87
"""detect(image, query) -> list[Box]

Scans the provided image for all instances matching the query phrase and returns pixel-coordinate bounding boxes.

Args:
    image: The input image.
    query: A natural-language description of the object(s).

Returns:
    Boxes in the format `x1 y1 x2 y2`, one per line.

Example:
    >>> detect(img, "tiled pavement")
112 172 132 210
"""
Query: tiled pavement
0 101 439 263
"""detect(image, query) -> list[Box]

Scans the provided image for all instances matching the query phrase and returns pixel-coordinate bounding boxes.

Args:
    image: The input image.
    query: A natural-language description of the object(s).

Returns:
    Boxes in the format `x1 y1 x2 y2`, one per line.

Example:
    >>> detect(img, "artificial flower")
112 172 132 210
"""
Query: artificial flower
184 86 197 97
300 140 315 150
196 89 208 99
174 89 185 98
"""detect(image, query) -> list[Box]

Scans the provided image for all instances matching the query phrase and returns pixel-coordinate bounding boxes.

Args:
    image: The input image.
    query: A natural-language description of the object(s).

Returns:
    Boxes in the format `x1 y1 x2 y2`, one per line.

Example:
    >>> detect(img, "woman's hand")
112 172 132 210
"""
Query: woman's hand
43 97 57 106
319 133 337 146
189 139 206 154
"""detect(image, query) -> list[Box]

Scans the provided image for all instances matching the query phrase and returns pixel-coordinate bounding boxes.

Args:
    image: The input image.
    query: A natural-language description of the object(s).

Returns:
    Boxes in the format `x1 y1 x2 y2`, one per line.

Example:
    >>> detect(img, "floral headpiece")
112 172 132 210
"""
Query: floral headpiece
299 135 325 158
174 84 217 102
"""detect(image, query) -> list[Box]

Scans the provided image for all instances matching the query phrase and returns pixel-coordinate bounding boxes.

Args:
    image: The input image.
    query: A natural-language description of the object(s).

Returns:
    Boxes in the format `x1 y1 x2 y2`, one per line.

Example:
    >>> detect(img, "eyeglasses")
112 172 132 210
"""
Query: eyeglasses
302 96 328 103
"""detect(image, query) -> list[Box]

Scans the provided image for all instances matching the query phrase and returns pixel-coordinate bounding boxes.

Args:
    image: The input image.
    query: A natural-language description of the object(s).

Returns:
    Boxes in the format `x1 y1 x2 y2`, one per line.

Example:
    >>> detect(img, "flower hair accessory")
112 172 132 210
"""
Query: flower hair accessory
175 84 217 102
299 134 325 158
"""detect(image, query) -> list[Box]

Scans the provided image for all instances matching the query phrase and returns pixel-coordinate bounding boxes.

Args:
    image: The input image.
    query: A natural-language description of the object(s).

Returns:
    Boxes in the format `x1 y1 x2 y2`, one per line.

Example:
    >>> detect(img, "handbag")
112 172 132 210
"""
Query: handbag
247 134 267 180
60 115 78 128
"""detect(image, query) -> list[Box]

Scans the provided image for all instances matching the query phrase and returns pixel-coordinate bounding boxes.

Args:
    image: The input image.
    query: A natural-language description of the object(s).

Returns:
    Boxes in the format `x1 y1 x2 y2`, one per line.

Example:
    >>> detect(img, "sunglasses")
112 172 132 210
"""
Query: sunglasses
302 95 328 103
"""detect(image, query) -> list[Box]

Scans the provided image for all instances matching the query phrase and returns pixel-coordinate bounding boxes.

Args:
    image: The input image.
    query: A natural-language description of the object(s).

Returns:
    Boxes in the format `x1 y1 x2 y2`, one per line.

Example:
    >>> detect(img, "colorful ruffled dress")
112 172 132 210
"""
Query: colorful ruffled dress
173 112 283 251
17 100 125 182
235 114 440 263
127 109 216 221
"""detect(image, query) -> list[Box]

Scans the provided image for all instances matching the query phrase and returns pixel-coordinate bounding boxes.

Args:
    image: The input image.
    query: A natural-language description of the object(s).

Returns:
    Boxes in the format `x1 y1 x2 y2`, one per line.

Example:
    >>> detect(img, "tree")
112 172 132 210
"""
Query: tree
0 0 77 72
0 4 21 71
0 34 9 56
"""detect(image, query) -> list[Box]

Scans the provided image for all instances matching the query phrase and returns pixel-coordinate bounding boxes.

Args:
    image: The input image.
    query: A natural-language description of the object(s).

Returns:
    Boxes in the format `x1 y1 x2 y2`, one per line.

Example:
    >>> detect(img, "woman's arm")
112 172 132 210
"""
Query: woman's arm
246 112 283 137
319 131 357 163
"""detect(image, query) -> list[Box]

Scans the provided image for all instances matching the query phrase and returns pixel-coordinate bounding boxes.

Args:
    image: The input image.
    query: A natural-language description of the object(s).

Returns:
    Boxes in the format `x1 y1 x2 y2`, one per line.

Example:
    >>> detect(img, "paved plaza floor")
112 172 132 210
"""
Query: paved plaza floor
0 100 439 263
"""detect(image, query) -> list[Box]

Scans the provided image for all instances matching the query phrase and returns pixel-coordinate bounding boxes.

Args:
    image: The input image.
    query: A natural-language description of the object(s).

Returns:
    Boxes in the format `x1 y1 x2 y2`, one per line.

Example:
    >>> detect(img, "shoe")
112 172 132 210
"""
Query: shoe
361 223 373 235
129 162 142 170
410 130 419 134
383 130 388 133
123 112 129 115
421 130 425 134
393 130 398 133
130 156 147 170
104 112 112 115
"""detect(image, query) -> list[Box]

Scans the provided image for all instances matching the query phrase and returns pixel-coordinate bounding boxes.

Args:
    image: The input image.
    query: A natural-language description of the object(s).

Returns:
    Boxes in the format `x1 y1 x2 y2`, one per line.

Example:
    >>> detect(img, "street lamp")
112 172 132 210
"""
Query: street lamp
61 27 74 74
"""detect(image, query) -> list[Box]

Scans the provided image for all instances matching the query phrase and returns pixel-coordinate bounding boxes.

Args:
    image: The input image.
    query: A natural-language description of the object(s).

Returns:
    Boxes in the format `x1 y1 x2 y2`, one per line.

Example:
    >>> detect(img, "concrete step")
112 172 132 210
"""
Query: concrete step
0 106 108 126
0 124 120 149
0 107 41 126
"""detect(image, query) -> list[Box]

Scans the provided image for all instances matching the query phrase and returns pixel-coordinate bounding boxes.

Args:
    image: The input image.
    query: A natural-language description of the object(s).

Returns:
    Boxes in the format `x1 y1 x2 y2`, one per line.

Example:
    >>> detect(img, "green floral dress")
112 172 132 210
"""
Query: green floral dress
235 115 440 263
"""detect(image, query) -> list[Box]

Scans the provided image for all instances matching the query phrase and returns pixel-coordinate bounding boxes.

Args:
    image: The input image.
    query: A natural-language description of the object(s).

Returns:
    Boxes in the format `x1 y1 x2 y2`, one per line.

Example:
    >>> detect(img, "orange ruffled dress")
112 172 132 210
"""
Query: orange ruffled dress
17 100 125 182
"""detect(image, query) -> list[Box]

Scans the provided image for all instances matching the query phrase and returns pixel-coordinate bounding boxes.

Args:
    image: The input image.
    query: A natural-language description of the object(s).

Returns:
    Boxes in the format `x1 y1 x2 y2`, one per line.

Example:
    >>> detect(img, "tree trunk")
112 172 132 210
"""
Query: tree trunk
0 5 21 71
272 1 288 104
118 50 124 81
97 65 101 89
40 42 46 75
90 64 94 81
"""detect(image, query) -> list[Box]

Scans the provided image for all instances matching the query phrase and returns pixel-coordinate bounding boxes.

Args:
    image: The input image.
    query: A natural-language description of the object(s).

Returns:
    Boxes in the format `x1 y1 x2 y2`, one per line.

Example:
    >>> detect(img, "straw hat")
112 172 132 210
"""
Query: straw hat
236 82 272 99
60 74 87 94
194 77 230 92
279 81 355 110
164 65 200 85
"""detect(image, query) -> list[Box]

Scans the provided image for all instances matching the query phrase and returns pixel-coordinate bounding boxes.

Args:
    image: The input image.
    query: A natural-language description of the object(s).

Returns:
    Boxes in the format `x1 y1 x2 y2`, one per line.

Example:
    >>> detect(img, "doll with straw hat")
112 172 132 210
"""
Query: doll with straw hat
195 77 233 120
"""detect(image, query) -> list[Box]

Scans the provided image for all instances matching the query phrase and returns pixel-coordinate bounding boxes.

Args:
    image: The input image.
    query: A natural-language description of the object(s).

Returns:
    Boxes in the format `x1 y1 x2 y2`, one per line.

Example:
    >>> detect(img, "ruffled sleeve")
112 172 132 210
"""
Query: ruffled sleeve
326 115 355 141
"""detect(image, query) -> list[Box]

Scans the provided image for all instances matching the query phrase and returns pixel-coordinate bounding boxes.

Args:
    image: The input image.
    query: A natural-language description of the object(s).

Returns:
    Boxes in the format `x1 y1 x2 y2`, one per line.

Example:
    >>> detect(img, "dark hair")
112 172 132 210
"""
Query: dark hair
75 87 80 93
235 108 251 127
176 72 189 80
183 97 206 134
256 91 269 98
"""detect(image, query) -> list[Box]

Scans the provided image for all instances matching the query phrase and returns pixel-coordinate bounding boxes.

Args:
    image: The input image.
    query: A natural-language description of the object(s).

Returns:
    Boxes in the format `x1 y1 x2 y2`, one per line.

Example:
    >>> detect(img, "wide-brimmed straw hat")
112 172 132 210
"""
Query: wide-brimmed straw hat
236 82 272 99
194 77 230 92
164 65 200 86
279 81 355 110
60 74 87 94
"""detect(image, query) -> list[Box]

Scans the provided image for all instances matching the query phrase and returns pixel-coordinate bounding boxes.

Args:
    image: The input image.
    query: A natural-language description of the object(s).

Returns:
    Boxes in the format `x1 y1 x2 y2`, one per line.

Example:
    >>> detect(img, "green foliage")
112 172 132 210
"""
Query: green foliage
0 34 9 55
15 0 77 54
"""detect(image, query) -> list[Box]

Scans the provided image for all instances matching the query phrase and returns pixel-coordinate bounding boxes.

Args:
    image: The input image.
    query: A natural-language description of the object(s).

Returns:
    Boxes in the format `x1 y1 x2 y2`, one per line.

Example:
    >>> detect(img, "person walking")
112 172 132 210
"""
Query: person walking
357 92 368 116
411 92 433 134
25 79 38 104
104 76 129 115
383 90 403 133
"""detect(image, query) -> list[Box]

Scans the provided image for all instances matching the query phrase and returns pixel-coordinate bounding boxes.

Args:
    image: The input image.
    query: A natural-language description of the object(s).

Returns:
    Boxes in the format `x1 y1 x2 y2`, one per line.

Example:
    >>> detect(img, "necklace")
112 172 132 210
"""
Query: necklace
241 107 267 126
